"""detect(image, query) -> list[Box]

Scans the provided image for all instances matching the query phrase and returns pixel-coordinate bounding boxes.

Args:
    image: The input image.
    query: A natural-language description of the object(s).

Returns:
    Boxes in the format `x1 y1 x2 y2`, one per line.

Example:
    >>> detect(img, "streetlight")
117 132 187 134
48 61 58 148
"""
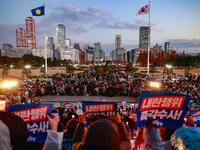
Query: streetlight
25 65 31 69
166 64 172 78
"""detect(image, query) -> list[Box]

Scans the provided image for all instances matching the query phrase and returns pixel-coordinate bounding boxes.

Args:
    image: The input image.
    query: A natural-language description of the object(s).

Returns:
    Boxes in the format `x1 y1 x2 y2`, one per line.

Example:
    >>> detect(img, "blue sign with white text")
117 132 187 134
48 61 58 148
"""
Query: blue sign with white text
192 110 200 124
6 103 53 143
135 91 190 129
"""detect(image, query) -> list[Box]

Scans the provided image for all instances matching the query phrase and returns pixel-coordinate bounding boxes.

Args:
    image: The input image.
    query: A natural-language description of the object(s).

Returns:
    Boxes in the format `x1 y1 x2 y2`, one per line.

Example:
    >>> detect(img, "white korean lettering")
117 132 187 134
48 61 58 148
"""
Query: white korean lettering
27 123 39 134
140 110 149 121
38 121 49 133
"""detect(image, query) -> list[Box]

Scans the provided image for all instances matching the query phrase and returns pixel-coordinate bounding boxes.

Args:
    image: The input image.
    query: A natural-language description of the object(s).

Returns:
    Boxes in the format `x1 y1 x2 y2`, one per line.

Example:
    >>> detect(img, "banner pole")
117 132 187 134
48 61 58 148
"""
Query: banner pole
44 3 47 75
147 1 150 75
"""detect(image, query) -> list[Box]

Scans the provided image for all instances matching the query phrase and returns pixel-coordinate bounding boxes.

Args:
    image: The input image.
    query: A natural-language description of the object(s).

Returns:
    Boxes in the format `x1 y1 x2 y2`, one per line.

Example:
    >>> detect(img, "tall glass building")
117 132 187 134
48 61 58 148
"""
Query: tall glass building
139 26 150 48
164 42 170 50
115 35 121 49
16 28 26 48
56 24 66 53
46 36 54 50
26 17 36 49
94 42 100 61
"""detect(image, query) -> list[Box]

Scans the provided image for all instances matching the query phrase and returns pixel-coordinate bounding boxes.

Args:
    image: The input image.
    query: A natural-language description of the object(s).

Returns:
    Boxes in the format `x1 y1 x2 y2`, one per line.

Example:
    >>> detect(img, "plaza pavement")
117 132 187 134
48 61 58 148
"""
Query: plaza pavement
41 95 137 107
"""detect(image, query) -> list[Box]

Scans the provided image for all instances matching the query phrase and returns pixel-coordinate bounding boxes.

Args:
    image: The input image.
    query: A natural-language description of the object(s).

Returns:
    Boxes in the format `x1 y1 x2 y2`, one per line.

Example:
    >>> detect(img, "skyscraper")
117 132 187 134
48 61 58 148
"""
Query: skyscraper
16 28 26 48
115 35 121 49
46 36 54 50
164 42 170 50
139 26 150 48
26 17 36 49
56 24 66 53
94 42 100 61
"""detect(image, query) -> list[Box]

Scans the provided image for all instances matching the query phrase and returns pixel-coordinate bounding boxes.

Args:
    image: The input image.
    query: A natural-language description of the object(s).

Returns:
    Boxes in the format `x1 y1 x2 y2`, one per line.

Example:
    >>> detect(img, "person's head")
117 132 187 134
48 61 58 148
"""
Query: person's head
171 126 200 150
188 116 194 124
82 119 120 150
66 118 79 137
0 111 29 150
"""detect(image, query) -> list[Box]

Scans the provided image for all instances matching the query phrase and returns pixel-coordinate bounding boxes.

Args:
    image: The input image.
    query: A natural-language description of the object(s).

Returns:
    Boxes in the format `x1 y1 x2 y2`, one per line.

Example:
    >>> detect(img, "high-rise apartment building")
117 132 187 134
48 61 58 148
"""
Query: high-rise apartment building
16 28 26 48
74 43 80 50
139 26 150 48
65 38 71 47
115 35 121 49
26 17 36 49
46 36 54 50
94 42 100 61
56 24 66 53
164 42 170 50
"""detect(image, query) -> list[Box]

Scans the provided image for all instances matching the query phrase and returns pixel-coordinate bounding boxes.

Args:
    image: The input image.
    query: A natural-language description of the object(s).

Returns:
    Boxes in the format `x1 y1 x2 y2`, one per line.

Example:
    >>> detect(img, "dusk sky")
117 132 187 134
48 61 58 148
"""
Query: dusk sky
0 0 200 56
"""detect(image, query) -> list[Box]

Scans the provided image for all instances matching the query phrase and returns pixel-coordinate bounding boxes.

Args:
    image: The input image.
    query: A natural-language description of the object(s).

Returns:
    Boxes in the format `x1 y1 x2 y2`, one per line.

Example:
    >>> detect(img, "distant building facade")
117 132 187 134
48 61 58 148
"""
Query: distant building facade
94 42 100 61
115 35 121 49
46 36 54 51
164 42 170 50
3 43 13 50
26 17 36 49
16 28 26 48
56 24 66 53
139 26 150 48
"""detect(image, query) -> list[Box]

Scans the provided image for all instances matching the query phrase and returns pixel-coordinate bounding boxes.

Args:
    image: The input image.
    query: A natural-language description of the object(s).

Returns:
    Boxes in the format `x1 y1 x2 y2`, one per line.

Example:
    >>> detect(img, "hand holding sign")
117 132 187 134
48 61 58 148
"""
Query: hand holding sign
114 112 121 124
47 113 60 132
79 113 86 124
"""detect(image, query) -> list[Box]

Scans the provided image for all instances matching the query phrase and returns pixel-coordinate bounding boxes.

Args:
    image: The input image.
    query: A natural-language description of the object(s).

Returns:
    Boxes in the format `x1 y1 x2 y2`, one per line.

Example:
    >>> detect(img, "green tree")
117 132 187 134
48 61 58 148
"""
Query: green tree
2 68 9 79
22 68 31 78
40 67 46 76
163 67 173 75
185 67 191 76
66 65 76 76
125 62 137 74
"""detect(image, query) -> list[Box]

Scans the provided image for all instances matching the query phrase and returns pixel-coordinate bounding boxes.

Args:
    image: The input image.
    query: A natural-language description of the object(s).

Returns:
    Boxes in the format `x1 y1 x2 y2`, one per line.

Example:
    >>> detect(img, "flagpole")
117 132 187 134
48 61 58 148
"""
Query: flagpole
147 1 151 75
44 3 47 75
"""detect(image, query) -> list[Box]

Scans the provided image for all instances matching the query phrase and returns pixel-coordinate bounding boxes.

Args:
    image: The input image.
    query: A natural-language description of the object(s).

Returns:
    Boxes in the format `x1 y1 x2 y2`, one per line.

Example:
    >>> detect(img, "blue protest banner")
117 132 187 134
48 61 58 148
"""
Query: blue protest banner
82 101 117 116
6 103 53 143
64 103 73 110
192 110 200 124
135 91 190 129
121 100 126 110
129 111 137 122
60 101 68 106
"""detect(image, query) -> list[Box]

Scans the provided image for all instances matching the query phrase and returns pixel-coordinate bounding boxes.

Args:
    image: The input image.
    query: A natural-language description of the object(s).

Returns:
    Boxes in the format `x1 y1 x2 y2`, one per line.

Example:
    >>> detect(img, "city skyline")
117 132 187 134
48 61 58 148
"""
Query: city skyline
0 0 200 56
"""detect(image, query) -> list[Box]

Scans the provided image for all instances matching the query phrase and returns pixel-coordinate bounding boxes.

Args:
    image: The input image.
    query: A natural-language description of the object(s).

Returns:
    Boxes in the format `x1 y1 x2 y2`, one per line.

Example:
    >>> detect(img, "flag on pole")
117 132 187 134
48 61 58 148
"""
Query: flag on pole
137 4 150 16
31 6 44 16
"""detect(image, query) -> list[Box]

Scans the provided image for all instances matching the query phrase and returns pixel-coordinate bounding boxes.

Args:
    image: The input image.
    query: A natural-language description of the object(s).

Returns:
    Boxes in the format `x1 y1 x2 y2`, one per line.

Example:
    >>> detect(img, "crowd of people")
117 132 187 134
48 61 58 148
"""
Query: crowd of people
1 70 200 105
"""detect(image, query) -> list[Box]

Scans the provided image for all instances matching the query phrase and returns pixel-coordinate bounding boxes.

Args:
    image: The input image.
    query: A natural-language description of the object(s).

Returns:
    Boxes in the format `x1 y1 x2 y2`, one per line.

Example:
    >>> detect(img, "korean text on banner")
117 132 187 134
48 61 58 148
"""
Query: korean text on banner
135 91 190 129
192 110 200 124
6 103 53 143
64 103 73 110
60 101 68 106
82 101 117 116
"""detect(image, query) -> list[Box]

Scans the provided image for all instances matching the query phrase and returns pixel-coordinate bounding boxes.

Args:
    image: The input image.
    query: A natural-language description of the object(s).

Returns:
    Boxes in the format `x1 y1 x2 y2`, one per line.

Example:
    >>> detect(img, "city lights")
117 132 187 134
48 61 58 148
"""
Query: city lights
1 81 17 88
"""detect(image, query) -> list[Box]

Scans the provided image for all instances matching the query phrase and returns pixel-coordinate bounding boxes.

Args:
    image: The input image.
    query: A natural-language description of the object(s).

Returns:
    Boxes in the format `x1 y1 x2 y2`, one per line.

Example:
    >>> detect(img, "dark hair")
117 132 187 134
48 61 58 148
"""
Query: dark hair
66 118 79 137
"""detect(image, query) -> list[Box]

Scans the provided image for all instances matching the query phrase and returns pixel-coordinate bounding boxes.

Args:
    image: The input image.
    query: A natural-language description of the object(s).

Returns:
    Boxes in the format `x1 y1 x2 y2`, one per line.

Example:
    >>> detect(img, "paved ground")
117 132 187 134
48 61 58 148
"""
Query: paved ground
41 95 137 107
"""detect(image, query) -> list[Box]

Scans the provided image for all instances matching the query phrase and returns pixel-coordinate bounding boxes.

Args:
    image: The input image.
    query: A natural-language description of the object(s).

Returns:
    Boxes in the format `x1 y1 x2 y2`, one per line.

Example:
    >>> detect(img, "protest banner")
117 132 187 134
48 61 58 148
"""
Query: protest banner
192 110 200 124
82 101 117 116
6 103 53 143
33 96 41 102
134 103 139 109
64 103 73 110
129 111 137 122
135 91 190 129
121 100 126 110
60 101 68 106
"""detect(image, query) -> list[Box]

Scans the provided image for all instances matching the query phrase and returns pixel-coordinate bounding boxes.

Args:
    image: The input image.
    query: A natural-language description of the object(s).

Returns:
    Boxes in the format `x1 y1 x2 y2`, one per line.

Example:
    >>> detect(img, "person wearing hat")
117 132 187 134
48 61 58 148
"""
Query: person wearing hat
0 111 29 150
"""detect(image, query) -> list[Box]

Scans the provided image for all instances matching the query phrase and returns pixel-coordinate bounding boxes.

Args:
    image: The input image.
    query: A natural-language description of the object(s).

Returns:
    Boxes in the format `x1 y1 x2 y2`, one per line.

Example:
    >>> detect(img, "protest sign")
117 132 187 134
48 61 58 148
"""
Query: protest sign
135 91 190 129
82 101 117 116
192 110 200 124
64 103 73 110
134 103 139 109
60 101 68 106
129 111 137 122
33 96 41 102
6 103 53 143
121 100 126 110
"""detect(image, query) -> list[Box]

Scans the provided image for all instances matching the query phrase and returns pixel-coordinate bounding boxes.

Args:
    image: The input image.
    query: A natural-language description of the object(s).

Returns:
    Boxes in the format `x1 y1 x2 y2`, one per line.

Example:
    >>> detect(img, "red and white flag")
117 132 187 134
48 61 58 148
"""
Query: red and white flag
137 4 150 16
